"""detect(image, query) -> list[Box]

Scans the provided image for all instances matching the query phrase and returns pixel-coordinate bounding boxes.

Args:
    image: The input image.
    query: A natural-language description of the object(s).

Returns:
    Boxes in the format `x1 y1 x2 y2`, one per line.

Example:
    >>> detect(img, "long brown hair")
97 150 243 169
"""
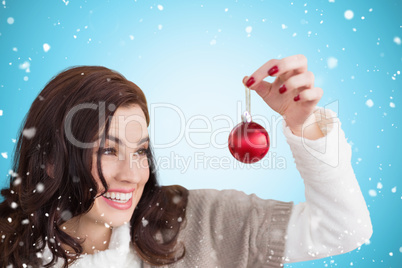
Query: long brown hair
0 66 188 267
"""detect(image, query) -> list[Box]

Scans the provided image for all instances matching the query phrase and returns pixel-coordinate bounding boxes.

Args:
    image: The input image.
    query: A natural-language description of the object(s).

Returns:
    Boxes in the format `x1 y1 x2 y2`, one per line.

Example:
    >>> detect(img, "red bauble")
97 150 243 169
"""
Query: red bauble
228 121 270 164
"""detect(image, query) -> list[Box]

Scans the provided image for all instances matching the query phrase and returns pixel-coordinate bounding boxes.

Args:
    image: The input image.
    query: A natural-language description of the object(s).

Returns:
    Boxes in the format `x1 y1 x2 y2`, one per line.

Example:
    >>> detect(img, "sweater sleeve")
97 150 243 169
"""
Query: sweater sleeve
174 189 293 268
282 107 373 263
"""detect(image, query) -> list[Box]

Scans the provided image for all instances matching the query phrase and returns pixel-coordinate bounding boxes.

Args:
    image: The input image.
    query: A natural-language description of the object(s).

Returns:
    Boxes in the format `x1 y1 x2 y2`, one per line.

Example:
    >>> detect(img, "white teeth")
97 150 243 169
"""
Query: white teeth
103 191 133 203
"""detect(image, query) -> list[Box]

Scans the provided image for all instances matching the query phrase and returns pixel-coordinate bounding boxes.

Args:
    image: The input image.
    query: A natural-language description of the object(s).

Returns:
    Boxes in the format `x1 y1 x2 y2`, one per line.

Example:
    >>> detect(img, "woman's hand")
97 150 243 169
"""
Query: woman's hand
243 54 324 139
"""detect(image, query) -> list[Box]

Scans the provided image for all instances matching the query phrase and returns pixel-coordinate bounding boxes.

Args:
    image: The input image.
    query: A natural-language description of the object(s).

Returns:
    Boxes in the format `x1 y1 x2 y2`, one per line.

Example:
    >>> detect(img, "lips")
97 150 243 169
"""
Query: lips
101 189 134 210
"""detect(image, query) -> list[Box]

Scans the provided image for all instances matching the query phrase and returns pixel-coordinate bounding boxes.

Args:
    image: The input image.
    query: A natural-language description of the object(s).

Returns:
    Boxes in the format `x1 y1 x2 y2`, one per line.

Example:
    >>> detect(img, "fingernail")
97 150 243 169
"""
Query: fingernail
279 85 287 94
294 95 300 102
245 77 255 87
268 66 279 76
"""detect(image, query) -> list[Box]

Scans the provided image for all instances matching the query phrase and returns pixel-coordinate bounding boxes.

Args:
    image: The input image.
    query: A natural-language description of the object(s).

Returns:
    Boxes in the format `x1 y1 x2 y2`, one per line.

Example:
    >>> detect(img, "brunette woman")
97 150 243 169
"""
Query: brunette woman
0 55 372 267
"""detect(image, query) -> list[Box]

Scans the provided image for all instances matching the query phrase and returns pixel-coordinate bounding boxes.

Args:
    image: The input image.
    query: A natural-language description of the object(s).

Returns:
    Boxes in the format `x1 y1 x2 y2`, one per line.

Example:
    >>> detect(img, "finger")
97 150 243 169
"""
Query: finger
276 71 315 95
244 54 308 90
243 76 273 99
297 87 323 103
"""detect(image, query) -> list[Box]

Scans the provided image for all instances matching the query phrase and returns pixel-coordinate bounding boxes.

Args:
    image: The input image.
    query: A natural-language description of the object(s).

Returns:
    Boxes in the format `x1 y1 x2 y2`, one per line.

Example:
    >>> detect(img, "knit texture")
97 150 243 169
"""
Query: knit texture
164 189 293 268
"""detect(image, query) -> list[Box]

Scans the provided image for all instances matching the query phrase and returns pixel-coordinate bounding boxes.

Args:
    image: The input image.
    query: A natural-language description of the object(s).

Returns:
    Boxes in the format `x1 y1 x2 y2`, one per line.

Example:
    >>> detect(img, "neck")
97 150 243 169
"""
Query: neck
62 216 113 255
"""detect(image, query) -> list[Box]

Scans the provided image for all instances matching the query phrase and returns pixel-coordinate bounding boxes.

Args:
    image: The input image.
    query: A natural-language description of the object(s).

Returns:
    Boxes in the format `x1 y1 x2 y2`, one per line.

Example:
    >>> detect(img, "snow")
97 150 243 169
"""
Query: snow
394 37 401 45
10 202 18 209
390 102 395 108
368 189 377 197
36 182 45 193
391 187 397 193
210 39 216 45
19 61 30 72
365 99 374 108
344 10 354 20
157 5 163 11
43 43 51 52
0 110 3 116
245 26 252 34
158 24 162 30
7 17 14 24
22 127 36 139
61 210 73 221
142 217 149 227
177 217 182 222
1 152 7 159
21 219 29 225
282 24 288 29
327 57 338 69
377 182 383 189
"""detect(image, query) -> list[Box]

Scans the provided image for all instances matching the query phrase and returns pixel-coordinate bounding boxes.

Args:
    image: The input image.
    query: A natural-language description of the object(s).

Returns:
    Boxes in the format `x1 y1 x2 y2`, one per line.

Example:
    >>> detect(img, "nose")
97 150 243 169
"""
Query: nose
115 155 144 184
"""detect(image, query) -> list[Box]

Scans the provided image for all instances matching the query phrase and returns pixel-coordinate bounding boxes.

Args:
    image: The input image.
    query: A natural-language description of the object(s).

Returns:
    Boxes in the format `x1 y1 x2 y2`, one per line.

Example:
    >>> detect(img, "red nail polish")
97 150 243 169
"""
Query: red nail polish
279 85 287 94
268 66 279 76
246 77 255 87
294 95 300 102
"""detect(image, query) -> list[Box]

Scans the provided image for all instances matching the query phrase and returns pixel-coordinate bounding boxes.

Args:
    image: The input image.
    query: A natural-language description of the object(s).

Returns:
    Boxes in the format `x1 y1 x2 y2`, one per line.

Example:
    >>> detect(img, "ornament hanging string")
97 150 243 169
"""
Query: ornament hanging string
245 86 250 114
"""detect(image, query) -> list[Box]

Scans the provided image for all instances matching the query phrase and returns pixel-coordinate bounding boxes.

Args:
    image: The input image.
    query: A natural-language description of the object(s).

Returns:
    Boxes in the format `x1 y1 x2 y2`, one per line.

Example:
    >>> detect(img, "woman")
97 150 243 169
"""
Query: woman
0 55 372 267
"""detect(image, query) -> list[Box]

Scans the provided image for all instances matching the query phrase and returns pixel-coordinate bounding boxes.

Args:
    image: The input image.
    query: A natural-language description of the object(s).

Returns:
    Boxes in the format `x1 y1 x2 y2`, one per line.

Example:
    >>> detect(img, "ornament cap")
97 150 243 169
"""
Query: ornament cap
242 111 252 123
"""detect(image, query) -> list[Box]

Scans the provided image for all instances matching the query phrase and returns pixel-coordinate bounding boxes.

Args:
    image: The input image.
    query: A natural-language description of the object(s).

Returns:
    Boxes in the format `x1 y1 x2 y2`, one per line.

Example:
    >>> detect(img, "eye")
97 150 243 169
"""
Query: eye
100 147 117 156
134 147 149 156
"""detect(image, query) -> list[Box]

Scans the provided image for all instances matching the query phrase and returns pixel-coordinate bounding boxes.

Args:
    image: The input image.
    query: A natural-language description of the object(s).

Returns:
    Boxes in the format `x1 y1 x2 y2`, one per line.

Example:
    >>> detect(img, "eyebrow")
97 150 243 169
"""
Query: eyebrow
106 135 149 147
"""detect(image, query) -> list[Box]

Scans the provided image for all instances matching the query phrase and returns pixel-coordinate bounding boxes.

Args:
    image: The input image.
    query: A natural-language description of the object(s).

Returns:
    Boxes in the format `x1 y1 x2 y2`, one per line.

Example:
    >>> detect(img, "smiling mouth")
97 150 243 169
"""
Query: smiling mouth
102 192 133 203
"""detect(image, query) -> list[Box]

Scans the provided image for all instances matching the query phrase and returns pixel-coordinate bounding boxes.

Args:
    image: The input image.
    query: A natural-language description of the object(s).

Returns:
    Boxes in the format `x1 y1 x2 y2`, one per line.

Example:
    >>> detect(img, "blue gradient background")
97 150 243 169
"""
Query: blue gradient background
0 0 401 267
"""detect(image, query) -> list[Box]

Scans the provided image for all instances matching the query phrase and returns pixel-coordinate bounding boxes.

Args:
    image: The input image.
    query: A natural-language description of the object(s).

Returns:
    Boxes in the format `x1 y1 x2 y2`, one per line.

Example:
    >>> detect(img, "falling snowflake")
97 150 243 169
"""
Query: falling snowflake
282 24 288 29
142 217 149 227
327 57 338 69
365 99 374 108
390 102 395 108
344 10 354 20
23 127 36 139
377 182 383 189
61 210 73 221
394 37 401 45
0 110 3 116
36 182 45 193
391 187 397 193
157 4 163 11
7 17 14 24
158 24 162 30
1 152 7 159
19 61 30 73
43 43 51 52
368 189 377 197
210 39 216 45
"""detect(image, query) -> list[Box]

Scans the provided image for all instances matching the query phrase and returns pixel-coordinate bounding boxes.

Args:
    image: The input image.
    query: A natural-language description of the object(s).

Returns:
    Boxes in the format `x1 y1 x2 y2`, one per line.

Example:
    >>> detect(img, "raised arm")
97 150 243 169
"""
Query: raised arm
243 55 372 262
282 107 372 262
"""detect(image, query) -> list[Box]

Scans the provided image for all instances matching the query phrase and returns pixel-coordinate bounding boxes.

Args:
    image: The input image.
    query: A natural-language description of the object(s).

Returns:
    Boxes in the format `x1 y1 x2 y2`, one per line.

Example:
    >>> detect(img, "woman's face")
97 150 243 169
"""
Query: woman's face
85 105 150 228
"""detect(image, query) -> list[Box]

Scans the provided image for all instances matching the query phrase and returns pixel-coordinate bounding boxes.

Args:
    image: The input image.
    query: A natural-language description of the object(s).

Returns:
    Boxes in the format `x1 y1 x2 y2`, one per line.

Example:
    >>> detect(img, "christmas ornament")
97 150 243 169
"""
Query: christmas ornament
228 86 270 163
